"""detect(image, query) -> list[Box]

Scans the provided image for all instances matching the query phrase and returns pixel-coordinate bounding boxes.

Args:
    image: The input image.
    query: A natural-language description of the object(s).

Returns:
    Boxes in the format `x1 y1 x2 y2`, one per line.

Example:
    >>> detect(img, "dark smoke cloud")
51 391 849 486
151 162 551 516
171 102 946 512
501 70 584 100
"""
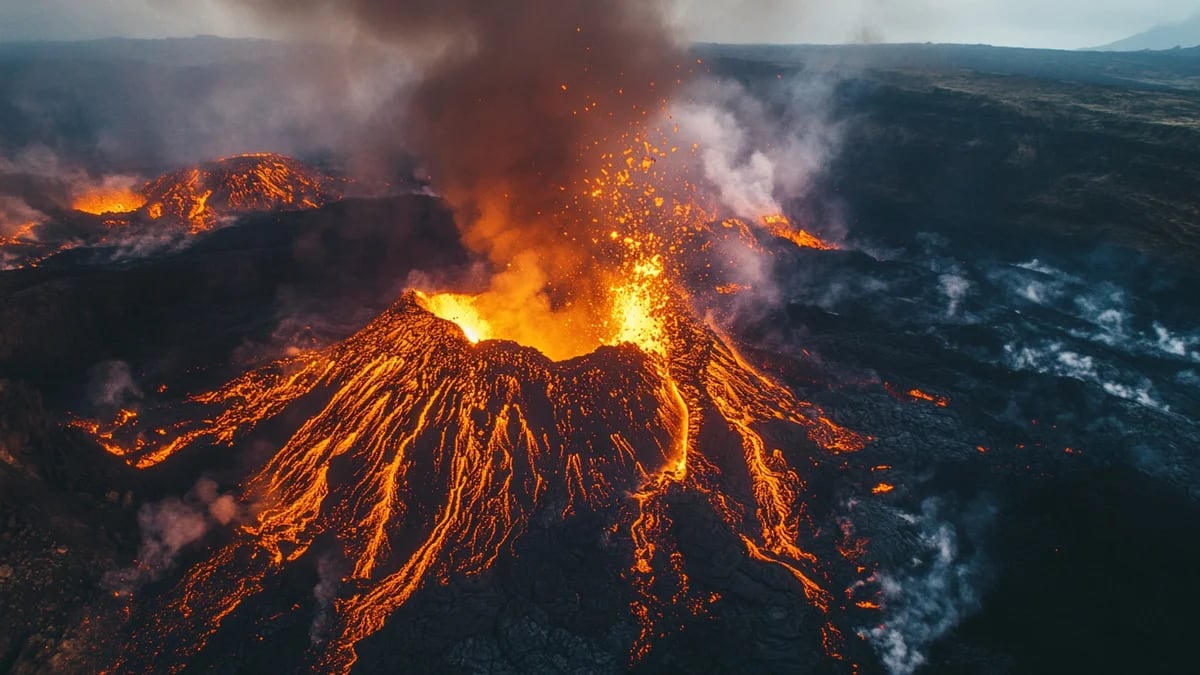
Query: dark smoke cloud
226 0 686 288
209 0 704 357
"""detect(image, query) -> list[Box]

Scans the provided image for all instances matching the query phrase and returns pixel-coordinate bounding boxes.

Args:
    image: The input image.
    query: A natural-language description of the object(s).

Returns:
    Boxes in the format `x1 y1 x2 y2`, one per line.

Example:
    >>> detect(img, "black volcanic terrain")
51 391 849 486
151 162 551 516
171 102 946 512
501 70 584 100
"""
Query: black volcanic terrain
2 39 1200 674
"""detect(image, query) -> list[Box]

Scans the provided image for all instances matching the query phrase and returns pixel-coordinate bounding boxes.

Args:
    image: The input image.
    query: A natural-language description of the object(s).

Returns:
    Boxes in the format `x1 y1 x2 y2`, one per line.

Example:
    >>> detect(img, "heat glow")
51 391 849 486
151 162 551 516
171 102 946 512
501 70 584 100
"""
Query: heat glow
412 123 836 362
72 186 146 215
414 291 493 343
0 221 38 246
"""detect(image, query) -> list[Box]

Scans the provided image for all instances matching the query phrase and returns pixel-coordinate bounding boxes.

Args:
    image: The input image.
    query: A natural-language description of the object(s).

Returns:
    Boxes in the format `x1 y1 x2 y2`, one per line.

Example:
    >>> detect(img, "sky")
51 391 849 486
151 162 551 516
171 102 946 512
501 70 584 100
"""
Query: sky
0 0 1195 49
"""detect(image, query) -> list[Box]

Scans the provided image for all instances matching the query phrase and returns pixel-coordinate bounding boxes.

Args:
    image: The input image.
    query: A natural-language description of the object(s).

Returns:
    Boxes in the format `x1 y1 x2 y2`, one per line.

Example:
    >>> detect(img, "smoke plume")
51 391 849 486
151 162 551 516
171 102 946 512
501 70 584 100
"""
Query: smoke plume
310 551 349 644
104 477 244 592
86 360 144 409
862 498 995 675
220 1 693 356
673 74 843 228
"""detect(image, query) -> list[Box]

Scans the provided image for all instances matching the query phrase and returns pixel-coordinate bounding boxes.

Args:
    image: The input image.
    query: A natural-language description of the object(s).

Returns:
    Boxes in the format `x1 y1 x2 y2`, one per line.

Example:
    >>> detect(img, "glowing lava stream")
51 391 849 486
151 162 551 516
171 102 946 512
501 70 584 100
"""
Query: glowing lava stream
80 280 869 673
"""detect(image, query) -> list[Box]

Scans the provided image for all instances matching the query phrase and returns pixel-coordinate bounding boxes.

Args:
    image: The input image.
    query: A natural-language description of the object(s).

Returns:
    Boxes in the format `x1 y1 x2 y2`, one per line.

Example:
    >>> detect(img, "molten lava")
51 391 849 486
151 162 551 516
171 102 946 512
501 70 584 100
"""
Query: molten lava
2 154 345 270
414 291 493 343
399 123 837 362
0 220 39 246
907 388 950 407
884 382 951 408
763 214 837 251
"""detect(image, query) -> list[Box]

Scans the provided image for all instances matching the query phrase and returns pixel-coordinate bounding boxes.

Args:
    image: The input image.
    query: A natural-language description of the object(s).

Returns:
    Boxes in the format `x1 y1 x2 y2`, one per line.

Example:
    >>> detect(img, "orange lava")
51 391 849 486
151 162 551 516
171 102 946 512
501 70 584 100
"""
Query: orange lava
885 382 950 408
0 221 39 246
763 214 837 250
414 291 493 343
907 388 950 407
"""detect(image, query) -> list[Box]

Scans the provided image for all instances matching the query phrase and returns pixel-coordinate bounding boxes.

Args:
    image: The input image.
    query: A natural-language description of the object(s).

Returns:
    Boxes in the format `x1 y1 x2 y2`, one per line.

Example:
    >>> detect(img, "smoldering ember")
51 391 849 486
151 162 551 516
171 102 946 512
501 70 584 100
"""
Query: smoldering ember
1 2 1199 674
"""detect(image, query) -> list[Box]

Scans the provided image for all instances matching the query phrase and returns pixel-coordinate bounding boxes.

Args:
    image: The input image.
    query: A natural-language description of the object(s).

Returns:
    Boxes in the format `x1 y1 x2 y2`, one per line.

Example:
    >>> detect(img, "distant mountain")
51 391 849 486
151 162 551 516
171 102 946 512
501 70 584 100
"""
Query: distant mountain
1091 13 1200 51
0 35 287 66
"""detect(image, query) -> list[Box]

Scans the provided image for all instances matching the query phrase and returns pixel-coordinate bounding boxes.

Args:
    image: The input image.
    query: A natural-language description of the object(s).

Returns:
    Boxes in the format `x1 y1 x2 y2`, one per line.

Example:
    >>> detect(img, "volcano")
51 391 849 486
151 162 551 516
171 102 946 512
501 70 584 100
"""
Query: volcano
135 153 344 233
77 278 869 672
1 153 346 269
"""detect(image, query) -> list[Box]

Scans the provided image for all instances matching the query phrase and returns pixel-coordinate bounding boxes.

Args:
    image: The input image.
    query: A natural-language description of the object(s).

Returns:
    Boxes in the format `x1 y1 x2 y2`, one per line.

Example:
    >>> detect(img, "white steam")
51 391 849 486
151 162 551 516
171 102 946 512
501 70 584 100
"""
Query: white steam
104 477 244 592
87 360 144 408
666 72 849 320
136 477 241 577
1003 340 1167 411
862 499 993 675
1153 322 1199 361
938 273 971 317
672 74 844 232
0 144 145 204
979 259 1198 412
0 195 44 235
310 552 347 644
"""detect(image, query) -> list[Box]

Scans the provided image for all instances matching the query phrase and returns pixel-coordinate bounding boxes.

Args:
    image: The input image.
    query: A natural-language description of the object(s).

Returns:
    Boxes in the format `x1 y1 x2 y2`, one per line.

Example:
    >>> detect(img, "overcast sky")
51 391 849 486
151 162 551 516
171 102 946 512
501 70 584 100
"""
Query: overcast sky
0 0 1196 49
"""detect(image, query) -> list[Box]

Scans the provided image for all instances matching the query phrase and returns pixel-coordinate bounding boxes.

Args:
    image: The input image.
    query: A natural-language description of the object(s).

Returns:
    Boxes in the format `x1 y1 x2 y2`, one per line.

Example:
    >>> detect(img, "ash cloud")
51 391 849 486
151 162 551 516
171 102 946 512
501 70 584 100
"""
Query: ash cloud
207 0 698 354
0 37 408 184
229 0 681 251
